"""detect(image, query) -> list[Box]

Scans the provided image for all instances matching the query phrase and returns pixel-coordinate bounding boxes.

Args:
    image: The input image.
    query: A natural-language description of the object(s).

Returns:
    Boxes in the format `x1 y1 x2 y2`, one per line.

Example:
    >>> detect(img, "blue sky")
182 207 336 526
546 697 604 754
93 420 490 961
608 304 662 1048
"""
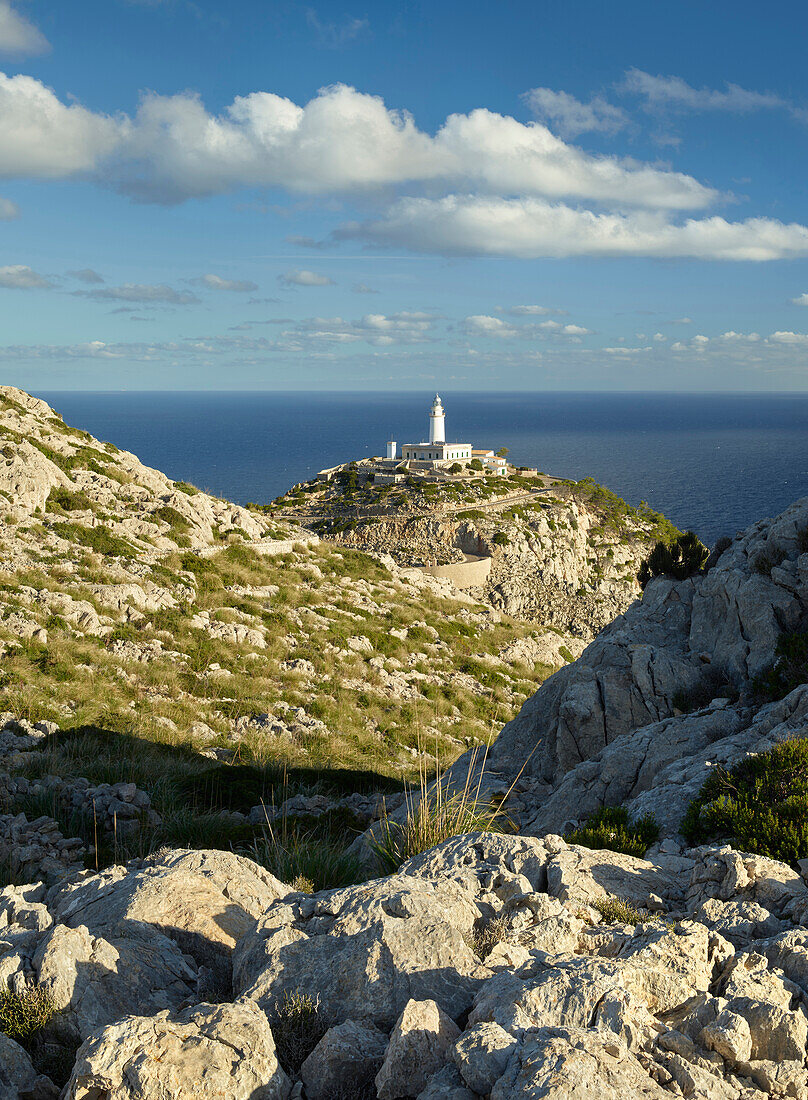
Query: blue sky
1 0 807 390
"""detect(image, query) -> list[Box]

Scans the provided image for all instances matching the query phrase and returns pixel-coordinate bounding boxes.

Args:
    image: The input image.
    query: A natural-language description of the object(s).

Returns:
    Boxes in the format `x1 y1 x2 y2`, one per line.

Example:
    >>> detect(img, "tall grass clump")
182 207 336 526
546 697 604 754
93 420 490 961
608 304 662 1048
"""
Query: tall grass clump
565 805 659 858
371 746 518 873
681 738 808 865
247 813 363 893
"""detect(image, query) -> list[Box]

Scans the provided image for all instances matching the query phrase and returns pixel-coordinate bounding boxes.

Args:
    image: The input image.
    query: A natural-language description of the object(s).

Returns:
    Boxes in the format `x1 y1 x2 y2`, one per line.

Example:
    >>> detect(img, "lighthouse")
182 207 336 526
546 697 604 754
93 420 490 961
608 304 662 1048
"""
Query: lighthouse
429 394 446 444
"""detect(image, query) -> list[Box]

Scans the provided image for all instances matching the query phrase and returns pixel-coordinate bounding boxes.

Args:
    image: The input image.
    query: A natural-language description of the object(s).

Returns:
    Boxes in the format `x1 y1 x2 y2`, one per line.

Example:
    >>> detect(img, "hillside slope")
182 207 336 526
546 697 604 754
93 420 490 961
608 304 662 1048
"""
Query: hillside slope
0 387 563 784
272 468 679 638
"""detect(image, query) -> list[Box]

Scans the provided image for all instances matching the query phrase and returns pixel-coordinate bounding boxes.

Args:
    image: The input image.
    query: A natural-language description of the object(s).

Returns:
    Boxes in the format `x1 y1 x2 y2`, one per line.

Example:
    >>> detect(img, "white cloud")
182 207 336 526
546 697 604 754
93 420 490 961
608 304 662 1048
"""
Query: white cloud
0 1 49 57
791 293 808 306
525 87 628 138
279 269 335 287
283 311 435 346
497 304 567 316
0 195 18 219
0 76 714 211
67 268 105 284
622 69 788 115
191 273 258 292
75 283 200 304
463 314 590 339
770 331 808 346
0 264 51 288
338 195 808 261
653 332 667 341
0 72 120 178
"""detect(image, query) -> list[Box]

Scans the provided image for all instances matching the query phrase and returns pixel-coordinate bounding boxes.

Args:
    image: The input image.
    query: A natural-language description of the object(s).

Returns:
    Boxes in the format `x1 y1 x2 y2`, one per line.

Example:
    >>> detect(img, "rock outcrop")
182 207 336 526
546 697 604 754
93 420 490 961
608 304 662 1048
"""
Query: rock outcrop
4 832 808 1096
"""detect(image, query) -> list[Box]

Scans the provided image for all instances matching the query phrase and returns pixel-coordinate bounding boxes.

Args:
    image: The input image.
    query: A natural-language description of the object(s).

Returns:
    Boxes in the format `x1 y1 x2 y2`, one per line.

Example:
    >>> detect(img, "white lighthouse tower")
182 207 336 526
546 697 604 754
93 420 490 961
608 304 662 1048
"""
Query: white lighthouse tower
429 394 446 444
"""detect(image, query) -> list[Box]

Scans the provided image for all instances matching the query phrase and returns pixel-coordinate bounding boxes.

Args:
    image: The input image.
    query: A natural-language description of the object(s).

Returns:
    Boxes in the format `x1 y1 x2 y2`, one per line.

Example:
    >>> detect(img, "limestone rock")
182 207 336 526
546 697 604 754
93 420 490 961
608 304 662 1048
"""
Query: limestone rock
234 876 490 1030
63 1001 290 1100
0 1032 41 1100
453 1020 518 1095
33 921 198 1040
416 1064 478 1100
489 1026 668 1099
51 849 285 976
376 998 461 1100
301 1019 387 1100
545 842 684 909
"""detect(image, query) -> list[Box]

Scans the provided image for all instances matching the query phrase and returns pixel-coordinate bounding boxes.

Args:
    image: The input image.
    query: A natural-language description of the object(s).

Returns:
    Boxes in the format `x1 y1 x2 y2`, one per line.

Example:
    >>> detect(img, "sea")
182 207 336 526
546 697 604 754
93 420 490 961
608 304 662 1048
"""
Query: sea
38 391 808 547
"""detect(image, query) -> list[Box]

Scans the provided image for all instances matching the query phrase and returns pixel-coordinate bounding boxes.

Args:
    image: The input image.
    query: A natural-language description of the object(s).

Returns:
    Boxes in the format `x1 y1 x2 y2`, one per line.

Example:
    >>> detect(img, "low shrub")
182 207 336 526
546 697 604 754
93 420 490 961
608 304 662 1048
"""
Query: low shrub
0 986 55 1044
752 629 808 702
565 805 659 858
51 522 134 558
269 992 328 1078
638 531 709 589
680 737 808 864
672 667 738 713
754 544 788 576
464 915 513 959
491 531 509 546
371 750 515 873
592 896 650 925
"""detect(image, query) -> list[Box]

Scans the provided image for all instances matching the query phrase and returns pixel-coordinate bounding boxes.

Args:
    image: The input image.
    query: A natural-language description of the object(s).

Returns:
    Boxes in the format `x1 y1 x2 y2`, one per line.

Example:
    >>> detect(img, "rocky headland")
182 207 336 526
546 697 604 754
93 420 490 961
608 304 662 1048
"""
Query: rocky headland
2 387 808 1099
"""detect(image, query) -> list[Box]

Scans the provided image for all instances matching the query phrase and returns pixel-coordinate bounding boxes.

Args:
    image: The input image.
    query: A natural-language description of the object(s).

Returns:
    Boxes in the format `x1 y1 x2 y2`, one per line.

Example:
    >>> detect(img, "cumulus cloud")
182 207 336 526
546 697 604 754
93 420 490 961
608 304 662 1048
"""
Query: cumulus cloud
0 76 714 211
190 273 258 292
0 264 51 288
74 283 200 304
0 1 49 57
622 69 788 115
0 195 18 219
0 73 120 178
279 269 334 287
791 293 808 306
352 282 378 294
338 196 808 261
463 314 590 339
284 311 435 346
67 268 105 284
525 87 628 138
770 331 808 346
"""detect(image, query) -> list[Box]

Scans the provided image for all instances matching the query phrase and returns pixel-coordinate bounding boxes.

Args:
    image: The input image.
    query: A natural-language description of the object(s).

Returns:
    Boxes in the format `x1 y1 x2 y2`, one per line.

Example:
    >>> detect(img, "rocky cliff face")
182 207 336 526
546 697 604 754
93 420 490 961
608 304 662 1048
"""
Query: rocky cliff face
442 495 808 843
330 487 671 641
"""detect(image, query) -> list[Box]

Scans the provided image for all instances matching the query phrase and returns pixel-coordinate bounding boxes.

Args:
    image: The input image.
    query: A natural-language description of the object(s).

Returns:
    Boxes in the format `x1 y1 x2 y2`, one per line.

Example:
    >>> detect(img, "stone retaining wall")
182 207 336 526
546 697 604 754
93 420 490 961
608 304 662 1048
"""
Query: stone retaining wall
419 554 492 588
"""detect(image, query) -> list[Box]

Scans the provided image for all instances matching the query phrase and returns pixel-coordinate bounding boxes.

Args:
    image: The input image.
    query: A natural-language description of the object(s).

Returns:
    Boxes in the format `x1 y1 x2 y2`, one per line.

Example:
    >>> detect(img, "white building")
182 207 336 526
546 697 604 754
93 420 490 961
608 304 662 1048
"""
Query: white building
400 395 473 462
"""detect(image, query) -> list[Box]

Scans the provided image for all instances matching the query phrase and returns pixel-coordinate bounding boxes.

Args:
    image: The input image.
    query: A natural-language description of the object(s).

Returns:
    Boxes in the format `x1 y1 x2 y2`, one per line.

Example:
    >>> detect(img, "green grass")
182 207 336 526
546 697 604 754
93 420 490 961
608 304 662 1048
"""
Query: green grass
565 806 659 858
50 521 135 557
681 738 808 865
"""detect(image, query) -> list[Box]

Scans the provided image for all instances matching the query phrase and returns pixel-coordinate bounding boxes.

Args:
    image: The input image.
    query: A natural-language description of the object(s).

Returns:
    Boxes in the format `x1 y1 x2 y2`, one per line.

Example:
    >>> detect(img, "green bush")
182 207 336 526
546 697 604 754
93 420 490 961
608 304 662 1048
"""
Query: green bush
638 531 709 589
248 824 363 892
0 986 55 1044
592 896 651 925
565 806 659 858
491 531 509 546
753 629 808 702
45 486 94 513
470 459 484 471
681 738 808 864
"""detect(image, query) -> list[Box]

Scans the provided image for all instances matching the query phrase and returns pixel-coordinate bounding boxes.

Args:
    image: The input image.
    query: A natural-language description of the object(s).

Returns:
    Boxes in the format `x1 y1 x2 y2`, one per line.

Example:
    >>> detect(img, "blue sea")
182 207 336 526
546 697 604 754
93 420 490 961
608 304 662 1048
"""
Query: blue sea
38 391 808 546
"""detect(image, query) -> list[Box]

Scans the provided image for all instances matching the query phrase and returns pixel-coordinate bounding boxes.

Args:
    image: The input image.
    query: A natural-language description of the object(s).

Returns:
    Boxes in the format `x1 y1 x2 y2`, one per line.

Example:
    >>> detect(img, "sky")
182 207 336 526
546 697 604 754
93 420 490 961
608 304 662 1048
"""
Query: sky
0 0 807 391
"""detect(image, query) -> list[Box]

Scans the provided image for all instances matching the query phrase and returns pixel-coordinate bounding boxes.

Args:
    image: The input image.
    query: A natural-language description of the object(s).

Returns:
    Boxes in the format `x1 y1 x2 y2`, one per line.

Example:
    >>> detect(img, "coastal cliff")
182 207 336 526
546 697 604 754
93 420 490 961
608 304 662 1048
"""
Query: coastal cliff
4 387 808 1099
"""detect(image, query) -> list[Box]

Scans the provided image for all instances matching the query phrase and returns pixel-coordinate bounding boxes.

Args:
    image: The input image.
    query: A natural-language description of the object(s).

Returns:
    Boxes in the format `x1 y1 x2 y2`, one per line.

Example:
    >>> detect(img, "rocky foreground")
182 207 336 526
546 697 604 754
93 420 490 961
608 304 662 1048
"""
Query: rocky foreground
3 831 808 1098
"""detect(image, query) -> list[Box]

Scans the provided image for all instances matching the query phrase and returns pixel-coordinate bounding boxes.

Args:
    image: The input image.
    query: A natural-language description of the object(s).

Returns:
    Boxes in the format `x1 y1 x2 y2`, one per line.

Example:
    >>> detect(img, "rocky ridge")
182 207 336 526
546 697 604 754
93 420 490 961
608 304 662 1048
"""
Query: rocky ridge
414 495 808 845
3 832 808 1097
